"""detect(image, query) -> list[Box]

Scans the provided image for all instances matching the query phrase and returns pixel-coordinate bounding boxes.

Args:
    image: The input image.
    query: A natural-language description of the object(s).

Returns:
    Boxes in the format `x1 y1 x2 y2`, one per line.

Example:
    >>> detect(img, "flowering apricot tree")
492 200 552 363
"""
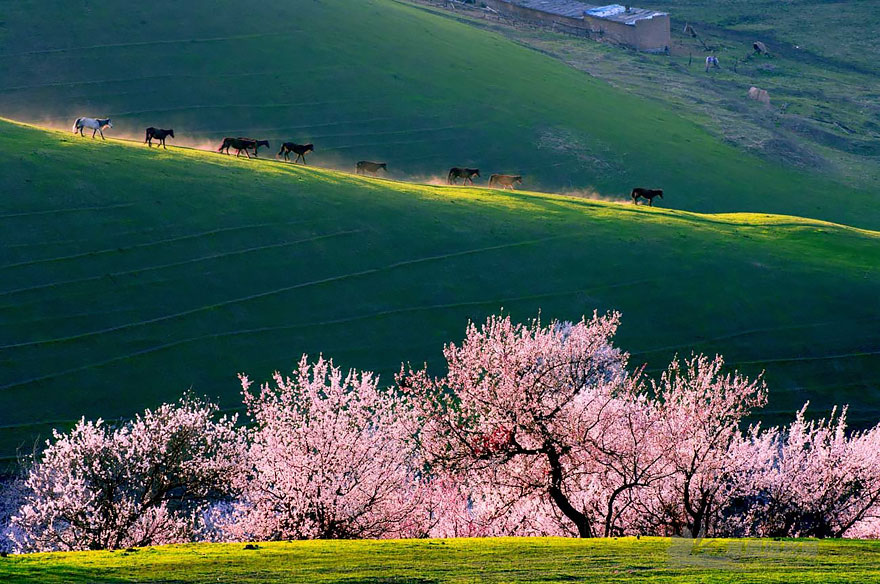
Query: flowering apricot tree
11 396 242 552
6 312 880 549
400 312 633 537
733 404 880 538
648 355 767 537
231 355 423 540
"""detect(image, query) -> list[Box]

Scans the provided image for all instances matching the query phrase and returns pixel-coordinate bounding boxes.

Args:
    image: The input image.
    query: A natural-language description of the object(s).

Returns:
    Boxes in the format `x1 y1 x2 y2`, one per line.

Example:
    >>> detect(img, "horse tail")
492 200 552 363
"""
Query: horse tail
218 138 227 152
72 118 82 133
447 169 455 184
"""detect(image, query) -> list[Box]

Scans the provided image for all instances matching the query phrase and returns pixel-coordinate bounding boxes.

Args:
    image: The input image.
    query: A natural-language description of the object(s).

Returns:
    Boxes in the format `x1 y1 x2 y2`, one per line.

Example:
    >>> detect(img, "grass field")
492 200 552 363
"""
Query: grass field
2 537 880 583
1 119 878 462
407 0 880 190
0 0 877 230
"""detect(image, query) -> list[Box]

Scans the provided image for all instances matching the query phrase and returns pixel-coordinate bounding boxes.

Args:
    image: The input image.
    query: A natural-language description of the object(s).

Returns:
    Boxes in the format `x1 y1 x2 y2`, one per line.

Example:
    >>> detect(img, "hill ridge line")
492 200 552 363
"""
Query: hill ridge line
2 117 878 239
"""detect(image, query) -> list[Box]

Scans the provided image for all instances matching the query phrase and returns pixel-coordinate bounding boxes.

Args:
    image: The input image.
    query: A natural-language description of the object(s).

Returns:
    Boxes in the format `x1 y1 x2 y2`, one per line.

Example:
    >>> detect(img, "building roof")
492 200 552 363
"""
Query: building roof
507 0 592 19
501 0 667 26
585 4 667 25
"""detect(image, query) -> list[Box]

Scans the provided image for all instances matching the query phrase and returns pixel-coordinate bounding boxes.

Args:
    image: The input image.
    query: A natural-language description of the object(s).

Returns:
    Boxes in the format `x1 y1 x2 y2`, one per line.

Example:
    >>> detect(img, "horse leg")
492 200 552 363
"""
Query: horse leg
648 198 653 207
92 128 97 139
162 138 166 150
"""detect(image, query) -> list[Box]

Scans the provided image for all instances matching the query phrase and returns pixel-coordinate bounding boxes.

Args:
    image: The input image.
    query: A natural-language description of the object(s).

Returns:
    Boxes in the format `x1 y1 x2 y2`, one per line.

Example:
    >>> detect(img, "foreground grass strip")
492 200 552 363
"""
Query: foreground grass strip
2 538 880 584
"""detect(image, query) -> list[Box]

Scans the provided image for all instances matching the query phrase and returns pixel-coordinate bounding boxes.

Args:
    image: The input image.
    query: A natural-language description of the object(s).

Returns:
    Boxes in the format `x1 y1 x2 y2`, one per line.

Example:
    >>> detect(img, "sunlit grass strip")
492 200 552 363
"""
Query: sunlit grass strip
2 537 880 584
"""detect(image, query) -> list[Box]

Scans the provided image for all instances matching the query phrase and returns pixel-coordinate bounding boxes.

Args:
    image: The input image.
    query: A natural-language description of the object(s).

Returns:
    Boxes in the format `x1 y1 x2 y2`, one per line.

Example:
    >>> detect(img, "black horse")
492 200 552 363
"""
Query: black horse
448 167 480 185
631 188 664 206
356 161 387 176
145 127 174 149
278 142 314 164
218 137 270 158
238 137 270 158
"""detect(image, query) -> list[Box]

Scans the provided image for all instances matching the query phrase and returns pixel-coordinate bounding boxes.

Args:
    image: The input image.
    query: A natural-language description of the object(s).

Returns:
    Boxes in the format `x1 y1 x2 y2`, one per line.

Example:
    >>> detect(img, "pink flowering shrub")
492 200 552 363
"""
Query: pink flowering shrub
6 312 880 550
228 356 425 540
642 355 768 537
10 396 242 552
399 312 654 538
730 404 880 538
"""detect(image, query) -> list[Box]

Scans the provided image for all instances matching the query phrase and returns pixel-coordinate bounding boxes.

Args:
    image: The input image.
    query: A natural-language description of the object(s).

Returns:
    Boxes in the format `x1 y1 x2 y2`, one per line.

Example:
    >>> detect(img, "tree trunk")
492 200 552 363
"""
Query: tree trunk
546 446 593 537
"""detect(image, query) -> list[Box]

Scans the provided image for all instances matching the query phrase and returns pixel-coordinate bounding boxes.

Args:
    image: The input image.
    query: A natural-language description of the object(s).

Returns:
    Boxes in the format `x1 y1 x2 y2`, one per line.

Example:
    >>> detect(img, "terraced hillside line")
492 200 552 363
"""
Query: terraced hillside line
1 119 879 462
0 203 134 219
1 279 661 393
0 0 877 228
0 233 572 352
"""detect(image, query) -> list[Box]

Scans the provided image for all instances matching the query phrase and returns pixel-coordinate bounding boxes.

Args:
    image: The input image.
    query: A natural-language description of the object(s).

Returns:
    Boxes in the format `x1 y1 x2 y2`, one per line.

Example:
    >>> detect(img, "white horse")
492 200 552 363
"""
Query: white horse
705 55 720 72
72 117 112 139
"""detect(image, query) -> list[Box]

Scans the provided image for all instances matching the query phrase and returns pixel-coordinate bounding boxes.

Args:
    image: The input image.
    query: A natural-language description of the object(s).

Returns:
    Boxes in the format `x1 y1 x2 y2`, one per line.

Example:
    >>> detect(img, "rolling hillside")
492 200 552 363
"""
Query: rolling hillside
1 119 878 462
3 538 880 583
0 0 877 230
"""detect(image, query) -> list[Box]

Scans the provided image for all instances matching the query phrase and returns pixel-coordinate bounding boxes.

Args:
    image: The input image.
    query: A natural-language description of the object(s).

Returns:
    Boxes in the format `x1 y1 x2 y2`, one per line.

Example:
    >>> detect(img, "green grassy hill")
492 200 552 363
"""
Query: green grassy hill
3 537 880 583
431 0 880 191
0 0 876 230
1 119 878 461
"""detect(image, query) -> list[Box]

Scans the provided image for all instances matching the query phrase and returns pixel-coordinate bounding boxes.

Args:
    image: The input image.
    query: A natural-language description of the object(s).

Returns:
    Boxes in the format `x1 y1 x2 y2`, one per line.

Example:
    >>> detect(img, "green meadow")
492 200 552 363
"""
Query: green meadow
2 537 880 584
1 119 878 462
0 0 876 228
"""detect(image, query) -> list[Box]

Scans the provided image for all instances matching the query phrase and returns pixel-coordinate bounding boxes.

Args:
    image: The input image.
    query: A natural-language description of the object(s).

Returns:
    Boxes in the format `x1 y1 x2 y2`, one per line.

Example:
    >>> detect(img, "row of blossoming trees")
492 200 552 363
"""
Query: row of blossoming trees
4 312 880 552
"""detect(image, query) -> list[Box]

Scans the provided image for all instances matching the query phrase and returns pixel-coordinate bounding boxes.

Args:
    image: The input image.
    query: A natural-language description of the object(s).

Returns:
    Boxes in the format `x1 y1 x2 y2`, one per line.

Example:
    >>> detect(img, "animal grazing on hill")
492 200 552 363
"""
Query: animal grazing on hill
753 40 770 56
748 86 771 105
72 117 112 139
631 188 663 206
488 174 523 189
356 161 387 176
218 137 270 158
145 127 174 149
705 55 719 72
278 142 314 164
447 167 480 185
238 138 270 157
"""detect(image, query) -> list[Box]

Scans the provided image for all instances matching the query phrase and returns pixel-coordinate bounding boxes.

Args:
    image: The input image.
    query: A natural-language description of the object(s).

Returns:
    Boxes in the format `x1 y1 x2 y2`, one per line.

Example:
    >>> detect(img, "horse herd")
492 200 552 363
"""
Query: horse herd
72 117 664 204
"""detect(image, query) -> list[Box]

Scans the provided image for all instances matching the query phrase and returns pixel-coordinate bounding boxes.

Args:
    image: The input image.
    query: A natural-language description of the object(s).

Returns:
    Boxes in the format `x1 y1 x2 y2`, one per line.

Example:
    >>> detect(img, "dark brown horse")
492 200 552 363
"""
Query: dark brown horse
631 188 664 206
278 142 314 164
488 174 522 189
145 127 174 149
239 138 270 158
448 167 480 185
218 137 269 158
356 161 387 176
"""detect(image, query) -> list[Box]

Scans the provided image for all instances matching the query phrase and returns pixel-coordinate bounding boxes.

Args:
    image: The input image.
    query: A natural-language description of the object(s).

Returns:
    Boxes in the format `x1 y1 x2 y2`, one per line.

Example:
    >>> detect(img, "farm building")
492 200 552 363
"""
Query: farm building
483 0 670 52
